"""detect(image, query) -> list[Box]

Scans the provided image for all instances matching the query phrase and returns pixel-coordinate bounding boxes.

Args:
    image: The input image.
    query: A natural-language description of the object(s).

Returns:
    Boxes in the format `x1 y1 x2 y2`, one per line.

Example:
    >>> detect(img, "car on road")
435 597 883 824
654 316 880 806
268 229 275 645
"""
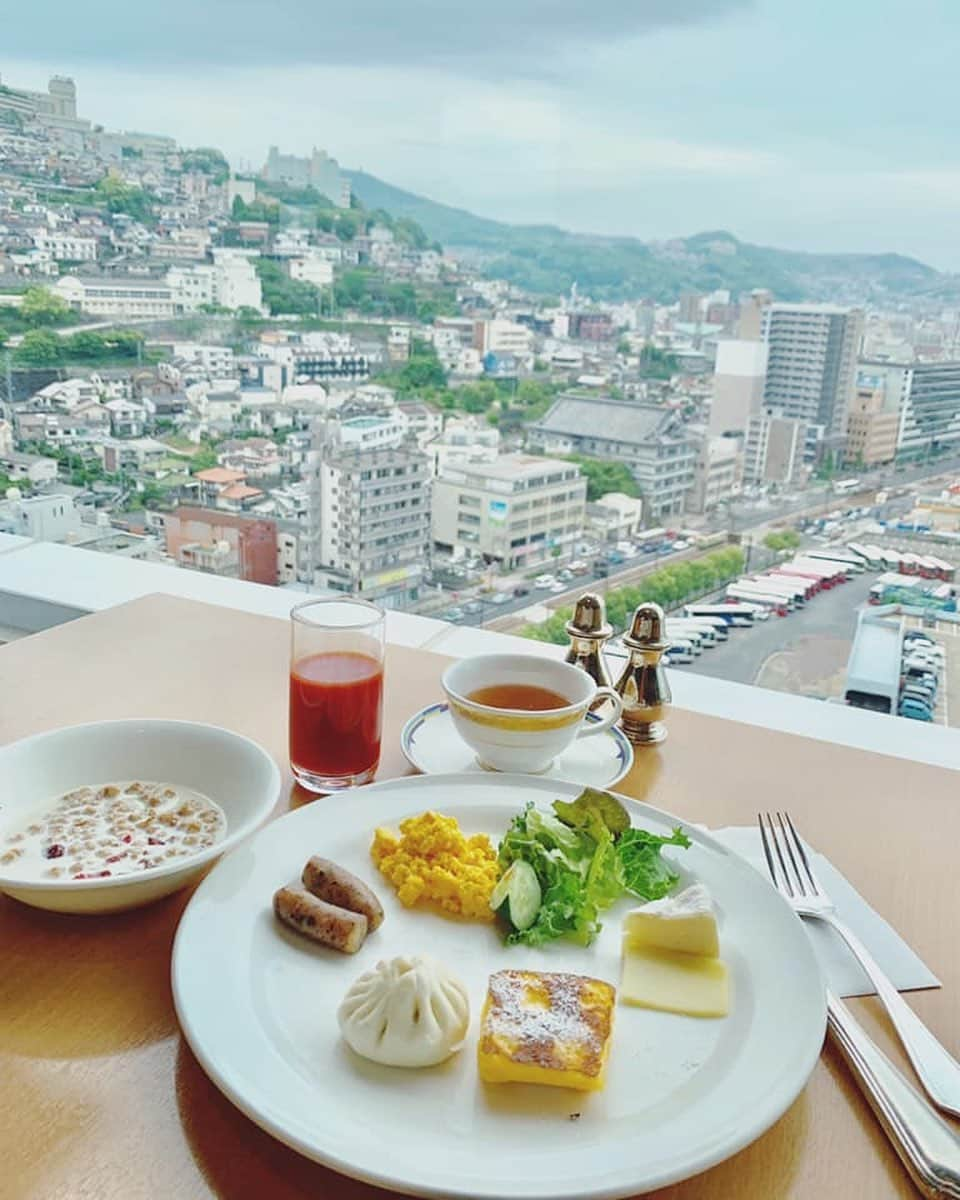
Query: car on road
569 559 589 574
549 581 567 593
443 607 466 622
488 591 511 606
513 585 530 598
672 539 690 551
657 541 676 553
605 550 625 564
462 601 483 615
533 573 557 590
557 568 575 582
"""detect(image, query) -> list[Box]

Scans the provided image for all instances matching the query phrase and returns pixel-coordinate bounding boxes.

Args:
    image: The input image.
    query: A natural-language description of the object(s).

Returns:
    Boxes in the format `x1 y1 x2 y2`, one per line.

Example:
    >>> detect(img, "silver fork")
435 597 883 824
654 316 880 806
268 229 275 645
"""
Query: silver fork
759 810 960 1118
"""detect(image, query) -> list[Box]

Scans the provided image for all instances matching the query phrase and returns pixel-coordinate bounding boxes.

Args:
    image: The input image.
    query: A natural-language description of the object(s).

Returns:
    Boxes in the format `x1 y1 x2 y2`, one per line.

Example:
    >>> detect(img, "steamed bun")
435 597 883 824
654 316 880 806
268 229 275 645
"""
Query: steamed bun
337 954 469 1067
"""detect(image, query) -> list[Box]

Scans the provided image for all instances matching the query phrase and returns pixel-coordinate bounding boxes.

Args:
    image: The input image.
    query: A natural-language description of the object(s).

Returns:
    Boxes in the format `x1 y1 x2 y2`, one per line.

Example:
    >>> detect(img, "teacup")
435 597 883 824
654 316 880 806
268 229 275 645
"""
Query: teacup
441 653 623 774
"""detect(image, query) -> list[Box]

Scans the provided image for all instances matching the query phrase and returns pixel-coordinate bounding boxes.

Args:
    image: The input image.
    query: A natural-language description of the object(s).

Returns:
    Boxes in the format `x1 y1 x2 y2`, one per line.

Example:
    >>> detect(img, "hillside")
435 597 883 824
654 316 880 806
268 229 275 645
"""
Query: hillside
346 170 955 305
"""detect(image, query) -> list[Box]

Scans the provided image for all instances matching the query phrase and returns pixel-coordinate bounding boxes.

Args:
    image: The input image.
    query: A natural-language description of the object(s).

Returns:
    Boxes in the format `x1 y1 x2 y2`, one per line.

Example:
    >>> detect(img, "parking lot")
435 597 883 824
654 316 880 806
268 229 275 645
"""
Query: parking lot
902 615 955 726
674 572 877 699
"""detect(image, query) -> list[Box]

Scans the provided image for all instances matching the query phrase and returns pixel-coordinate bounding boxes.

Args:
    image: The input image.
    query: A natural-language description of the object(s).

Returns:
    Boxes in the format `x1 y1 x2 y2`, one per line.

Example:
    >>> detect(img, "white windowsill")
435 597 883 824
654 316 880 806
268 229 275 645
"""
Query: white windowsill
0 537 957 772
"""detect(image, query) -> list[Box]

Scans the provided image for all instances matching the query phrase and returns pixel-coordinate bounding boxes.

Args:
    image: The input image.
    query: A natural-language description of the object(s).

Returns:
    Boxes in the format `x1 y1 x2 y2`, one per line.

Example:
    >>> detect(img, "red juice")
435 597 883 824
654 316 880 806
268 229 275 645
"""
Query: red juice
289 651 384 779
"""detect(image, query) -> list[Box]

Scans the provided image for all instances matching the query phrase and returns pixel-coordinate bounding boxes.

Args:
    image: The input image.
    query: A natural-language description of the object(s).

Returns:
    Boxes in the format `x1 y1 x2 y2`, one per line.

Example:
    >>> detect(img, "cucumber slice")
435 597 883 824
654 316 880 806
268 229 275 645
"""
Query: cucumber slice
490 860 542 931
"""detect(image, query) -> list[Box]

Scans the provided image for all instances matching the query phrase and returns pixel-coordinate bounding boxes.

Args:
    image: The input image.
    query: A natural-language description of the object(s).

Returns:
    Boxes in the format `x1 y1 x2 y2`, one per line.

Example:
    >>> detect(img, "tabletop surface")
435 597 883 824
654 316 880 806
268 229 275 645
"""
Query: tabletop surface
1 593 957 1200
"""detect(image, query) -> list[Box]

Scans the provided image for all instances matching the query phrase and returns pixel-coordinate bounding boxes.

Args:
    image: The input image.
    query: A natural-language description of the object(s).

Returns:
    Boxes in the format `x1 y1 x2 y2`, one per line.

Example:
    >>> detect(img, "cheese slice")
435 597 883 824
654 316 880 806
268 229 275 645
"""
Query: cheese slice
620 947 729 1018
622 883 719 958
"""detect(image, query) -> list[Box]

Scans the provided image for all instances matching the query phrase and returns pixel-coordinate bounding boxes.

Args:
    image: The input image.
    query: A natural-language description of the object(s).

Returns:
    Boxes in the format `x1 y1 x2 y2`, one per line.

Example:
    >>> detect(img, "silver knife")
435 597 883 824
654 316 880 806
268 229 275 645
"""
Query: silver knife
827 988 960 1198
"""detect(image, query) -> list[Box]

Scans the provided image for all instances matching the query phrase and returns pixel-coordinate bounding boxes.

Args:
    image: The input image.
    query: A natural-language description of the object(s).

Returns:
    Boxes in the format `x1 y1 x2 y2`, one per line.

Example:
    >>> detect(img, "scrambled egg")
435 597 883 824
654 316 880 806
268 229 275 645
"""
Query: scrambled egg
371 810 498 922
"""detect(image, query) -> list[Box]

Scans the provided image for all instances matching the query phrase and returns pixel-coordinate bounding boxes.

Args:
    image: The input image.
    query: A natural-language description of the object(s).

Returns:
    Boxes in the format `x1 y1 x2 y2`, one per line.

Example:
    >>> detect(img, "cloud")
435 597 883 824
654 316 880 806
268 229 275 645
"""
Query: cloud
2 0 750 70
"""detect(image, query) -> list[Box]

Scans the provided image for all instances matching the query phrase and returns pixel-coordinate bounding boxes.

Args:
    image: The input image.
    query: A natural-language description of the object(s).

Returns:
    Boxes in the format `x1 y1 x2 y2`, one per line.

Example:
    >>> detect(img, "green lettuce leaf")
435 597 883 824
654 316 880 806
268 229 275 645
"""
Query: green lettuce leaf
617 826 692 901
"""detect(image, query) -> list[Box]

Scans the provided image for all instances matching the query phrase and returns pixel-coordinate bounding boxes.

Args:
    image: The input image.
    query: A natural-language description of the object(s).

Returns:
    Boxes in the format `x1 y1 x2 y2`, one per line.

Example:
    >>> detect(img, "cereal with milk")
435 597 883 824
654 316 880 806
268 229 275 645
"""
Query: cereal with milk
0 781 226 881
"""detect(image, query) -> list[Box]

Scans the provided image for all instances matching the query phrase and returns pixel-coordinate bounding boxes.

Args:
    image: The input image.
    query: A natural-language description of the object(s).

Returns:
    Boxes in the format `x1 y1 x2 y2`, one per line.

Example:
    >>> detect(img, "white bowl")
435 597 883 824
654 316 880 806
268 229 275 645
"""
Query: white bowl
0 719 281 914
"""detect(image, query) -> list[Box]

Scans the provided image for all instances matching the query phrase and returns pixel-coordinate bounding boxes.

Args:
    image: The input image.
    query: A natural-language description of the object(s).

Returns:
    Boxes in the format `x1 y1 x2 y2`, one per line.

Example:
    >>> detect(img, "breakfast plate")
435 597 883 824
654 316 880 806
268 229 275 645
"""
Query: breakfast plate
172 773 826 1200
401 703 634 788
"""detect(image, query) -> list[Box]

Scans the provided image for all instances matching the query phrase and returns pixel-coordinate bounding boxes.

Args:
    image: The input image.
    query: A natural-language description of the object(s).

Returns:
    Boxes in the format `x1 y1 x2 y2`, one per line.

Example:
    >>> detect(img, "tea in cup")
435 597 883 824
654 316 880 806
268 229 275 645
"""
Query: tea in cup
441 654 623 774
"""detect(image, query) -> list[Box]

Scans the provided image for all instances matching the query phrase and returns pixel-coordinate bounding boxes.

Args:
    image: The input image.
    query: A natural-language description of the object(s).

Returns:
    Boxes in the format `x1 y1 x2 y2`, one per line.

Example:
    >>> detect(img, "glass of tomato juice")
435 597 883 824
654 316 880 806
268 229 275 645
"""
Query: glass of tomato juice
289 598 385 792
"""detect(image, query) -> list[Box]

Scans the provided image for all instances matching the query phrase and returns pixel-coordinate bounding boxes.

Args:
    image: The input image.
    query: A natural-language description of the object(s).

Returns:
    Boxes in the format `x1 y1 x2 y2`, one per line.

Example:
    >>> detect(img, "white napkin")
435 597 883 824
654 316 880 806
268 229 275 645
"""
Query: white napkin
711 826 940 998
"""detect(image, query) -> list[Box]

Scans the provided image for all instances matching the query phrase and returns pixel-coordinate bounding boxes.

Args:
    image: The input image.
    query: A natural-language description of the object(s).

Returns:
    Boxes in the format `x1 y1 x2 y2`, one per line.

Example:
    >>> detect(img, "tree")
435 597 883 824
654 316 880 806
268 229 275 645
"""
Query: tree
565 455 640 502
181 147 230 184
616 337 631 355
96 175 155 224
191 446 219 471
763 529 801 552
335 211 361 242
254 259 320 316
638 345 679 379
20 286 70 327
15 329 62 364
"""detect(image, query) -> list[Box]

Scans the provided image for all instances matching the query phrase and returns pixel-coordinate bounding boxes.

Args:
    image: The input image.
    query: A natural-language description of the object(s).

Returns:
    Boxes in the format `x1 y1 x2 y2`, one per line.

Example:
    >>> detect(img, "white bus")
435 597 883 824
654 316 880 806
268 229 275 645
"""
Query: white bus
726 583 793 612
833 478 861 496
684 604 755 628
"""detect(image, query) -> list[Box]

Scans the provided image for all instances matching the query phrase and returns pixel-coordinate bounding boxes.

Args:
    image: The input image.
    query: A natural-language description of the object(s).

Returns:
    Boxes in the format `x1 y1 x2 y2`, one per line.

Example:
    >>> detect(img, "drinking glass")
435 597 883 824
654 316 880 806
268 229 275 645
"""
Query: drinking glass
289 598 385 793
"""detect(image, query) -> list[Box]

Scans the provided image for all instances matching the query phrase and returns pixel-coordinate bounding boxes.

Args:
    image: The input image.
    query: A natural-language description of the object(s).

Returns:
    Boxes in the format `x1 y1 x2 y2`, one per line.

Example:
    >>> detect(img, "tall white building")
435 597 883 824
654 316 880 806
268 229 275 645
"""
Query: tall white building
308 410 431 609
709 339 768 435
762 304 863 451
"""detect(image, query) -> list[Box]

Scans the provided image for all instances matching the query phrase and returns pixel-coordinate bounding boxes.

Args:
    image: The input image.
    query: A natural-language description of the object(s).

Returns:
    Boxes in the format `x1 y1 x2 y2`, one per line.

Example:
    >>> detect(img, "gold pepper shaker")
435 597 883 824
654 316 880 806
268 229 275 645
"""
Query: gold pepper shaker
565 593 614 709
613 602 671 745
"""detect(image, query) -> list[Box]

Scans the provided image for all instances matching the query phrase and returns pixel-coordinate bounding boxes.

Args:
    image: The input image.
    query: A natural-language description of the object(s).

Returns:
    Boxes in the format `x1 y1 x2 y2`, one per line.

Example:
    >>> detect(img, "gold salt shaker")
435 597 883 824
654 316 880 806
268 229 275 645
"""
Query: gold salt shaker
565 593 614 710
613 602 671 745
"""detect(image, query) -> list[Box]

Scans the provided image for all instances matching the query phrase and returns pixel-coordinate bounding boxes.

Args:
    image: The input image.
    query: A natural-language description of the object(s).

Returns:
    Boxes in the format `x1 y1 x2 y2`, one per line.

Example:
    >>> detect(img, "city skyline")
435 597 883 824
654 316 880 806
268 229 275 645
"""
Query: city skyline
4 0 959 270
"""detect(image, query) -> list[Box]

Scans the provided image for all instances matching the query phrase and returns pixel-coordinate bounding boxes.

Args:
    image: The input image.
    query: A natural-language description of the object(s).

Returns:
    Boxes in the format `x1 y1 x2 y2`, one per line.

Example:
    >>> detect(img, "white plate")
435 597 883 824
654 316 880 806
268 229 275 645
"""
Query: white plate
401 703 634 789
173 774 826 1200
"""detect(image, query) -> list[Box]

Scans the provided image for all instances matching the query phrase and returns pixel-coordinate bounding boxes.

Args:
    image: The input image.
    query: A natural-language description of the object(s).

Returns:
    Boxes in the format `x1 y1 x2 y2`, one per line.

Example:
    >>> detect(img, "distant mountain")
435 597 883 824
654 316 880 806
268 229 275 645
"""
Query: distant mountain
347 170 956 305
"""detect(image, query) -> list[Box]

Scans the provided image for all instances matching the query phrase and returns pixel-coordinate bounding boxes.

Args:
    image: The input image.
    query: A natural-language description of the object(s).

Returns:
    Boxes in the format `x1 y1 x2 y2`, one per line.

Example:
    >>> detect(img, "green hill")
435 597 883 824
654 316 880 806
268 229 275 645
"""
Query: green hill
346 170 954 305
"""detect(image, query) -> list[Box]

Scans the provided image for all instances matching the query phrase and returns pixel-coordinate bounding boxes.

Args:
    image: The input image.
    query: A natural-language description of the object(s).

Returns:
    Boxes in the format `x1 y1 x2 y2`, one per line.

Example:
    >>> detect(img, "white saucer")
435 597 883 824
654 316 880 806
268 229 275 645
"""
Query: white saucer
400 702 634 787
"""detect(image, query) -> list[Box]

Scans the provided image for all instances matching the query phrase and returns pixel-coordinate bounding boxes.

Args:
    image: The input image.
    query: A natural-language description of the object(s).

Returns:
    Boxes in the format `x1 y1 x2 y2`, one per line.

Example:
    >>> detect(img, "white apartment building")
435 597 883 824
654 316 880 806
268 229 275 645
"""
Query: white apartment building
432 454 586 569
0 493 82 542
166 251 263 314
313 436 431 609
32 231 98 262
171 343 238 376
54 275 176 319
762 304 863 450
859 360 960 459
288 256 333 288
473 319 534 358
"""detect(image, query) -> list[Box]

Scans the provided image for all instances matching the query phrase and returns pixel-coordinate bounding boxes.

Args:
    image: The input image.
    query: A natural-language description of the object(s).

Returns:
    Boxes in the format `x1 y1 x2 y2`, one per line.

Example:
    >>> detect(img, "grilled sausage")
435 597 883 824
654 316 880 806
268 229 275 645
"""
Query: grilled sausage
301 856 385 932
273 885 367 953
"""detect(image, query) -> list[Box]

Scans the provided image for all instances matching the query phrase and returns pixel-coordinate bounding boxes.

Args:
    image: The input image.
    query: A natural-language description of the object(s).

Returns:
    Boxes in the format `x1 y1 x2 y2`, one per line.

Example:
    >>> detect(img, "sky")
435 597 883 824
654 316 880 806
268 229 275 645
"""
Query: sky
4 0 959 269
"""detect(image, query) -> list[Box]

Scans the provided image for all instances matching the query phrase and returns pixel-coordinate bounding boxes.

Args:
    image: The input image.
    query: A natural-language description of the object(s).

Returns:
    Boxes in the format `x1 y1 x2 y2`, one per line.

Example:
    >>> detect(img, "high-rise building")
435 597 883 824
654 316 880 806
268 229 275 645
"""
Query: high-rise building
858 360 960 460
761 304 863 451
307 411 431 609
709 339 768 435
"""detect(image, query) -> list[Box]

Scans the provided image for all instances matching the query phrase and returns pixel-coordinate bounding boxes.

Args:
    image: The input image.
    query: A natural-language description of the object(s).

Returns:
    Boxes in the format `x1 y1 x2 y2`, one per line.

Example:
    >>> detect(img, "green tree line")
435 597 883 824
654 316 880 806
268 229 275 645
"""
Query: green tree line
14 328 147 366
520 547 746 644
762 530 801 552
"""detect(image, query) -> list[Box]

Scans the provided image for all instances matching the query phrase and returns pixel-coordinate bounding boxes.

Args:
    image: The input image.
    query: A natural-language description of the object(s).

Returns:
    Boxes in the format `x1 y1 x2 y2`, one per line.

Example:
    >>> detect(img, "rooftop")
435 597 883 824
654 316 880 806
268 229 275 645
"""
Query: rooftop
195 468 246 485
442 453 577 483
533 395 684 445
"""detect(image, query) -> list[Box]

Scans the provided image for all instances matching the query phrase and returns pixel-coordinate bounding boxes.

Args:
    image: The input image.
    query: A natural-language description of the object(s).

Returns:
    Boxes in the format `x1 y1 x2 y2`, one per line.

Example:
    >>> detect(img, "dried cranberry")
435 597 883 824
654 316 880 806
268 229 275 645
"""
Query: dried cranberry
73 872 88 880
98 870 111 877
105 853 125 863
44 843 65 859
122 834 133 844
147 837 165 846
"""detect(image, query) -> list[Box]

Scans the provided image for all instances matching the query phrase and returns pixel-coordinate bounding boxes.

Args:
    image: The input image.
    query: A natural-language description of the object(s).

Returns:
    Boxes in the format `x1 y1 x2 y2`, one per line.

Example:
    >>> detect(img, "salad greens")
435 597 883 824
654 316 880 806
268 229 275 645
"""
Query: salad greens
495 788 690 947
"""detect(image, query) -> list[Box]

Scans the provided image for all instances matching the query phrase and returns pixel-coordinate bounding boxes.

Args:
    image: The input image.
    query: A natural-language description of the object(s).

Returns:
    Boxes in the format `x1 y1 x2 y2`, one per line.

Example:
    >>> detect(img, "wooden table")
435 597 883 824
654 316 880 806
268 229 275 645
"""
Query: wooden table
1 593 958 1200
